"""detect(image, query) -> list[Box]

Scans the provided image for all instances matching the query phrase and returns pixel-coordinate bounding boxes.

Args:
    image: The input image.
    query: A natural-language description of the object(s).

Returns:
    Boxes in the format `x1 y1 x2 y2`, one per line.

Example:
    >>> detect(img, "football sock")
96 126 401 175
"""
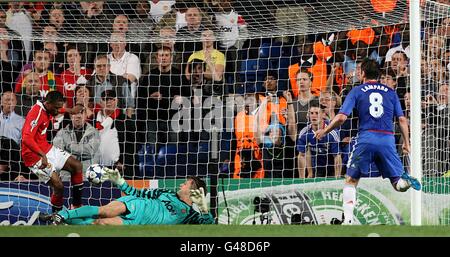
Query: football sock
71 171 83 207
58 206 99 220
342 184 356 225
65 217 96 225
51 193 63 213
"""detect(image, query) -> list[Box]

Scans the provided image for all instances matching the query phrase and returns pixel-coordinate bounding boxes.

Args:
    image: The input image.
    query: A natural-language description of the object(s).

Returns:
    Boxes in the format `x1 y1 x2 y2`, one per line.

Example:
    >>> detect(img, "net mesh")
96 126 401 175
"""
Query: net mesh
0 0 448 225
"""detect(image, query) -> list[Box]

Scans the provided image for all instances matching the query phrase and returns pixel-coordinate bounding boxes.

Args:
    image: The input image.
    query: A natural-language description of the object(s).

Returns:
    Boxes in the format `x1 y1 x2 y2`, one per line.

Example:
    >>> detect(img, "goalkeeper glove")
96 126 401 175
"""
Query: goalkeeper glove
102 167 125 186
190 187 209 214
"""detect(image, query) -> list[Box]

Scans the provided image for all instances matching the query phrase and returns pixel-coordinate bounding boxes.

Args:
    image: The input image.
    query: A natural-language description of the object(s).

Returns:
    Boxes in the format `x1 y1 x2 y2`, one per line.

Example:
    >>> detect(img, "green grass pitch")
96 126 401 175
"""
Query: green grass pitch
0 225 449 237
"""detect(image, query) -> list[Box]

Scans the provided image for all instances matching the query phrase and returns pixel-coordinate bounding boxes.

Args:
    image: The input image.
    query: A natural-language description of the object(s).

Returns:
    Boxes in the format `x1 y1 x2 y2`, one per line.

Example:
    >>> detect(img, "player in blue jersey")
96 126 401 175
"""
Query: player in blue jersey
314 59 421 225
39 168 214 225
297 99 342 178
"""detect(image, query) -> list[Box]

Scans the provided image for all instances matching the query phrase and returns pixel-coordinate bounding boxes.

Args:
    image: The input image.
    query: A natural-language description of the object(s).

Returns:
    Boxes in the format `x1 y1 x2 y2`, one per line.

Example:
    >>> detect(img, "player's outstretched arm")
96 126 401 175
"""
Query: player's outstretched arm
314 113 348 140
102 167 126 186
102 167 164 199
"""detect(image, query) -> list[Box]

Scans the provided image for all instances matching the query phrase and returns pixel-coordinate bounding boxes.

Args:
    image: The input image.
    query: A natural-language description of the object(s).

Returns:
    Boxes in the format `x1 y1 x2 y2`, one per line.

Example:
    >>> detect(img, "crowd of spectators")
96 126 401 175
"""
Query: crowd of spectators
0 1 448 181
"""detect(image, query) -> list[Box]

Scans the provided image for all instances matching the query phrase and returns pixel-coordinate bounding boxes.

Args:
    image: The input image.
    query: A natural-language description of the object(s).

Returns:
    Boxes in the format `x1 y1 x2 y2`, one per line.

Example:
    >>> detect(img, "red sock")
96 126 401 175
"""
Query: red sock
51 193 63 212
71 171 83 207
71 170 83 185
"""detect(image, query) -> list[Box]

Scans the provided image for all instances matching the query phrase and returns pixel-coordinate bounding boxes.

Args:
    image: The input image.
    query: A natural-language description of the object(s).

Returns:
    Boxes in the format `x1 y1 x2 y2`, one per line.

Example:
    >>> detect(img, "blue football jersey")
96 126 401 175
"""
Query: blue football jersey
339 82 404 134
297 123 340 168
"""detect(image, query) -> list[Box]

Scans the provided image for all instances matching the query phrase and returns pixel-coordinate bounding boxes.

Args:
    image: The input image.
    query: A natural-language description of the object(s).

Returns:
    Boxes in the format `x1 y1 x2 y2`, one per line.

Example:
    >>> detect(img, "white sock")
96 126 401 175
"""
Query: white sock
395 178 410 192
342 184 356 225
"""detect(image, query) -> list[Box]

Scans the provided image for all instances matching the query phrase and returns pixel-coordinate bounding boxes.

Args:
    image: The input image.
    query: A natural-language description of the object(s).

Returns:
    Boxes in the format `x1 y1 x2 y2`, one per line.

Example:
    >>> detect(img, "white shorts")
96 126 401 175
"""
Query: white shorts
29 146 71 183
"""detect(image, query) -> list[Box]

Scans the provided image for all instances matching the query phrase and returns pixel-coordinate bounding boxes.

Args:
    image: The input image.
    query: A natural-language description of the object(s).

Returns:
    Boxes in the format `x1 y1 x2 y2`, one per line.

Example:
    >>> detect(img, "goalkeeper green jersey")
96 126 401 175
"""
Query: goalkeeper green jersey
116 182 215 225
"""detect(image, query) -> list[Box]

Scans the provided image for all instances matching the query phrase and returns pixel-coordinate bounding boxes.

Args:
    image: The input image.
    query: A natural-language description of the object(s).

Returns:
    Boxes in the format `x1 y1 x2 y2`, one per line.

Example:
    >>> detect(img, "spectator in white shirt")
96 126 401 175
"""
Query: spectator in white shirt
157 2 188 32
149 0 176 23
107 32 141 99
211 0 248 50
0 91 25 145
209 0 248 87
93 89 136 176
0 91 26 181
385 29 410 62
113 14 151 67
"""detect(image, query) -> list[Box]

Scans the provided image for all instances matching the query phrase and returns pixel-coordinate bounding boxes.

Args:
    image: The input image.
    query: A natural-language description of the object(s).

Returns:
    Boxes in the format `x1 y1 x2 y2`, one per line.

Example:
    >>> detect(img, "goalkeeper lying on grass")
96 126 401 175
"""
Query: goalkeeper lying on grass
39 168 214 225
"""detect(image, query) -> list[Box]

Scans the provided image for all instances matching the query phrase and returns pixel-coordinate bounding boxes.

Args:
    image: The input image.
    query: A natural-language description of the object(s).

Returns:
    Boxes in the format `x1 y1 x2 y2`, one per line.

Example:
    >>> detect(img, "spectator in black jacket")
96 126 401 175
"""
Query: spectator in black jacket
137 46 188 149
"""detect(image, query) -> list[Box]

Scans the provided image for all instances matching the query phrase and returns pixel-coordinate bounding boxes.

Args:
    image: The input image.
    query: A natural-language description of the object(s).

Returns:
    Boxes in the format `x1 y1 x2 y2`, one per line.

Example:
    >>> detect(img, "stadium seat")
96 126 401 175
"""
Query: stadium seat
240 59 258 81
153 142 211 177
137 144 155 177
235 82 257 95
239 58 270 94
281 45 298 57
154 144 187 178
277 57 291 90
240 59 269 78
392 31 402 47
186 142 209 176
259 43 270 58
259 42 282 58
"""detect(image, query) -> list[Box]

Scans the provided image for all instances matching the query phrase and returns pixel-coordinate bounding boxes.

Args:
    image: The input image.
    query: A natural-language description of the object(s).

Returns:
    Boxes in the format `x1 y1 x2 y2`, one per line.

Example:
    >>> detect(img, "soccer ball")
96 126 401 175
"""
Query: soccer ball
85 164 105 185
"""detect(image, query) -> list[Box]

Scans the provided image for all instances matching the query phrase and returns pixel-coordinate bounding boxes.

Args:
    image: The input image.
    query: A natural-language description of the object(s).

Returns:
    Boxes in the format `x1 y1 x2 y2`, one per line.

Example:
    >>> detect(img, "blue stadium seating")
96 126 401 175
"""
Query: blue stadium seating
151 142 210 178
137 144 155 177
238 58 269 94
259 42 282 58
238 41 298 95
240 59 269 78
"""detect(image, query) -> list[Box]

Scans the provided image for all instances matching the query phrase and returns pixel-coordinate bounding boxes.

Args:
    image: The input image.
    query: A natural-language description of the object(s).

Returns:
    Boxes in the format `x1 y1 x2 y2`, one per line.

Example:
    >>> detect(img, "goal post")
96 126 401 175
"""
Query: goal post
409 0 422 226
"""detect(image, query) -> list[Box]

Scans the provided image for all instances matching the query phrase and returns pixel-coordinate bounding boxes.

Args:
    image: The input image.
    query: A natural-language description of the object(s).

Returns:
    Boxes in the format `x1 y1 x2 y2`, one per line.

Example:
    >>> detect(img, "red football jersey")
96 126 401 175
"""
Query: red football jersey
21 101 53 167
58 68 93 108
15 72 63 97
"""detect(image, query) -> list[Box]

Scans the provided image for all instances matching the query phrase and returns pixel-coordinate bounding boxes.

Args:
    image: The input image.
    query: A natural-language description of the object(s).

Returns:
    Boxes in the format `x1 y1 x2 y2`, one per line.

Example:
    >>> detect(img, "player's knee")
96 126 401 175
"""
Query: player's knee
345 176 359 185
72 160 83 173
97 206 108 218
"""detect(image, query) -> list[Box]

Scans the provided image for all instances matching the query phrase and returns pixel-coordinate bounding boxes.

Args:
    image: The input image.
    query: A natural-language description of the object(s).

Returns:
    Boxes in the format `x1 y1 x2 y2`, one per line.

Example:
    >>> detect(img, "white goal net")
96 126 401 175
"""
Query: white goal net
0 0 448 226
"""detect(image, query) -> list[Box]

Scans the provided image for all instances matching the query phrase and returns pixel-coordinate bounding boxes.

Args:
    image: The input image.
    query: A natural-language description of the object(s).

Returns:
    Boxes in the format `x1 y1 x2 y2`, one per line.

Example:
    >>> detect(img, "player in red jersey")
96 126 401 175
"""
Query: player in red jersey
22 91 84 212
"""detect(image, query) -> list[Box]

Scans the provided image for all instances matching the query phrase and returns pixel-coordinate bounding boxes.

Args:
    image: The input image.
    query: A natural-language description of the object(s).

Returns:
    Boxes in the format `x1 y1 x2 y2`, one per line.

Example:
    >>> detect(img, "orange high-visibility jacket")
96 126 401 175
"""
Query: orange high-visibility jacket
289 41 332 98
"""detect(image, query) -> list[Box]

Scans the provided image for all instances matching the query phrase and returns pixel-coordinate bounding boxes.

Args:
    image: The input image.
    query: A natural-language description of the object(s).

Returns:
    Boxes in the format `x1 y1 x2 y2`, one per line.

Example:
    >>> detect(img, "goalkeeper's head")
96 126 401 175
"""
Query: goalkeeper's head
187 176 207 196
